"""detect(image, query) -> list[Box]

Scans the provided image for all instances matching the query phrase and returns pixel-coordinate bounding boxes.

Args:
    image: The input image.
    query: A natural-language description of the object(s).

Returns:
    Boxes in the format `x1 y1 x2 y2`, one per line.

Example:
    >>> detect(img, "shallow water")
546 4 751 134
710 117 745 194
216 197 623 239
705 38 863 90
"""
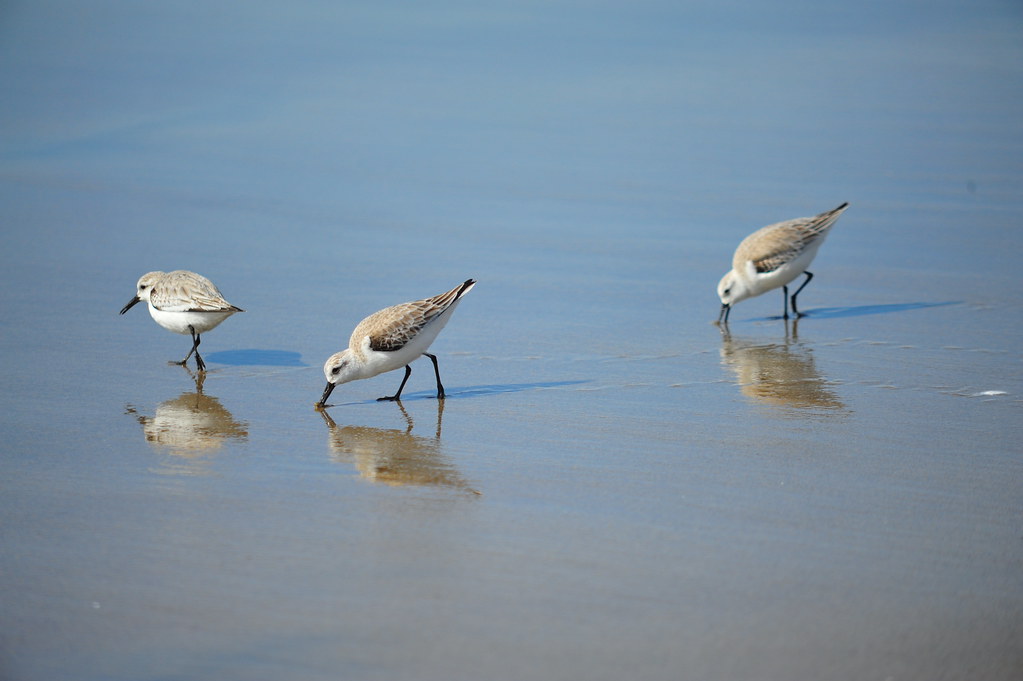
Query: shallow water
2 1 1022 680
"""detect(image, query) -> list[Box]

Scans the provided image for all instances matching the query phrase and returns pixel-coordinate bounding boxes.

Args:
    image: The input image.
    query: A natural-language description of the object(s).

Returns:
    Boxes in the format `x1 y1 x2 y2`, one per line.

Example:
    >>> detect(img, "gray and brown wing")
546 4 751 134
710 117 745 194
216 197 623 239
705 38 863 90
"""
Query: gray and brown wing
735 203 848 274
356 279 476 352
150 270 242 313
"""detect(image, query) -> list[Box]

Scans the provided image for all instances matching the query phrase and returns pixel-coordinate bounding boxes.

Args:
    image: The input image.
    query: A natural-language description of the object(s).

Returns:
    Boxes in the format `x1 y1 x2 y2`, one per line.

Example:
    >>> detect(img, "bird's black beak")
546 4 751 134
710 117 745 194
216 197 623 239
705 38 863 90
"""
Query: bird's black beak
316 381 336 408
120 296 141 315
718 303 731 324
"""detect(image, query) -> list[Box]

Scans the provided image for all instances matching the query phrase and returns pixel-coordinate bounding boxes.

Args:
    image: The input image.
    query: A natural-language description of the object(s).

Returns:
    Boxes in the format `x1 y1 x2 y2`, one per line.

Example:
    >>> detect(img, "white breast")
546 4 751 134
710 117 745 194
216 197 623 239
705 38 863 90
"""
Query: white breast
148 304 237 335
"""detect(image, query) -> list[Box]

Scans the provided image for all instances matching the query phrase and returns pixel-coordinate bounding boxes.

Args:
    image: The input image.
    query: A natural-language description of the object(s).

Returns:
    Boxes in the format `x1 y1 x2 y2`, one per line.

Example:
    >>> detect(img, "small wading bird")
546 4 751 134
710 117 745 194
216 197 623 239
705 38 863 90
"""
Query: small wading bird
120 270 243 371
717 202 849 323
317 279 476 407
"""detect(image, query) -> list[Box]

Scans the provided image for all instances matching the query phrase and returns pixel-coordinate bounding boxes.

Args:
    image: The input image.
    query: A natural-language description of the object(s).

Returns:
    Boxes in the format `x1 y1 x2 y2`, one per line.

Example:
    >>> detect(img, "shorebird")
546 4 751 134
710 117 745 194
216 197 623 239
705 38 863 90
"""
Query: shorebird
717 202 848 323
120 270 243 371
317 279 476 407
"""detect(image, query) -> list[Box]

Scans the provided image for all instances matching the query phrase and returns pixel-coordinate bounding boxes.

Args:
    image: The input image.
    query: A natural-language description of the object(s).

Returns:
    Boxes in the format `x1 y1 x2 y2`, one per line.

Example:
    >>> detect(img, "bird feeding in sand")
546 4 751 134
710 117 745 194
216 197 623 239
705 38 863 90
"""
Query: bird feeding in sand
717 203 848 323
317 279 476 407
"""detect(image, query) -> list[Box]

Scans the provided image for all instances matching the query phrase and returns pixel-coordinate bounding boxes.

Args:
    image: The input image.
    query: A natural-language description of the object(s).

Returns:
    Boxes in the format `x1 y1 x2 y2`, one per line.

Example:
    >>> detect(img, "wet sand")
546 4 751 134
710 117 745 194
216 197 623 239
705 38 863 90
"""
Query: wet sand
2 1 1022 680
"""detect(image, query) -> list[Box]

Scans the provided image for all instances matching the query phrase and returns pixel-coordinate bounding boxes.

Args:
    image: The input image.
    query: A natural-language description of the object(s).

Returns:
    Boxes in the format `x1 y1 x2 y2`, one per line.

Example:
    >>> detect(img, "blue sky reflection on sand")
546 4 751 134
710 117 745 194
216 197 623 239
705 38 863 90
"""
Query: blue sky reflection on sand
1 1 1022 680
205 349 308 367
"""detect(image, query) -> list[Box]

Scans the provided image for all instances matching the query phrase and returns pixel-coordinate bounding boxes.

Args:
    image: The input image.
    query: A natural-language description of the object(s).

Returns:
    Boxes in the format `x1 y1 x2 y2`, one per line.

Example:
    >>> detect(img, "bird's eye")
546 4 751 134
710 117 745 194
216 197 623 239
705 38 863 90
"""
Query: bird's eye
331 366 341 375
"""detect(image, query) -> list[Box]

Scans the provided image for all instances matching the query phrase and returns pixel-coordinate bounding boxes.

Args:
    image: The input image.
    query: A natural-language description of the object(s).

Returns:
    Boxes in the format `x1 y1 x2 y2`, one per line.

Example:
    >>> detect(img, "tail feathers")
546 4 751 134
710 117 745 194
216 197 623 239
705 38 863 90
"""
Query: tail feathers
455 278 477 300
807 202 849 237
425 279 477 311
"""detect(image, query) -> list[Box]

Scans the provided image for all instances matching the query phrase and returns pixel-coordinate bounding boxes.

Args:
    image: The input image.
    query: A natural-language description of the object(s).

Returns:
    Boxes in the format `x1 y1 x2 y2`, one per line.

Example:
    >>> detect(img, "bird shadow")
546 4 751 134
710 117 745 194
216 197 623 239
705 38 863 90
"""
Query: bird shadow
798 301 960 319
442 380 591 400
736 301 960 322
204 349 308 367
321 380 591 407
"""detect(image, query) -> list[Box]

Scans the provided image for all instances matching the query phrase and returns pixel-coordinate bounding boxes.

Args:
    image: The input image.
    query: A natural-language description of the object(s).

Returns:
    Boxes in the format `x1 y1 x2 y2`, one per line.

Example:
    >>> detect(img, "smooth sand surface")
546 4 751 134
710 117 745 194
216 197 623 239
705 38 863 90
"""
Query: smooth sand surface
2 2 1021 679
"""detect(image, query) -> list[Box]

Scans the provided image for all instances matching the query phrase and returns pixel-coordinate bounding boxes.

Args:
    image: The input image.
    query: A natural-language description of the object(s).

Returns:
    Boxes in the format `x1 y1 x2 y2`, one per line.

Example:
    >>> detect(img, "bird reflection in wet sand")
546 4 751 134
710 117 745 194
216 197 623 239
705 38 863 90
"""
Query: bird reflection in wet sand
319 401 479 493
125 370 248 473
719 321 846 415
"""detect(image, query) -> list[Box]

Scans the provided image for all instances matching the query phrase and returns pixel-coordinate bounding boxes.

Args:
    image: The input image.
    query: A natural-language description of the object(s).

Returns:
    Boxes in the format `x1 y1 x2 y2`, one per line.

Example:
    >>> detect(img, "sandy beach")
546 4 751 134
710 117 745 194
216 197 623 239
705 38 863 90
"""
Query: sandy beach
1 1 1021 679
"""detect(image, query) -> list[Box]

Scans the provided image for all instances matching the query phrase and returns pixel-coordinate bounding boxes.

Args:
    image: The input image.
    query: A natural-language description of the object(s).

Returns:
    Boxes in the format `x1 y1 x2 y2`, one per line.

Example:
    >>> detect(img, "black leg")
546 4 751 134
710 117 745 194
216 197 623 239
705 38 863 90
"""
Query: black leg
193 332 205 372
425 352 445 399
790 271 814 318
176 325 203 371
781 285 790 320
378 365 412 401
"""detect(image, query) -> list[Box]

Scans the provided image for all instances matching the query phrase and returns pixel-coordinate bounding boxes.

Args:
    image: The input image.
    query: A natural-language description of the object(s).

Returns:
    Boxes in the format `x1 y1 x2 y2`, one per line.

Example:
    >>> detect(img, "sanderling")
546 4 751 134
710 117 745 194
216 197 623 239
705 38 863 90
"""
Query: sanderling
317 279 476 407
717 202 849 323
120 270 243 371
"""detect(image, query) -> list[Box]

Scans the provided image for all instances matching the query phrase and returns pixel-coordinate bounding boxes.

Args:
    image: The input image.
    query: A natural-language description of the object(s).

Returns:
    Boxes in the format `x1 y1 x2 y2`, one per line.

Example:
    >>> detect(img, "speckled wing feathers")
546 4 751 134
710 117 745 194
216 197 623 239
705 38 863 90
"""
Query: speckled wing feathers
734 203 848 274
149 270 242 313
744 222 812 274
357 279 475 353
